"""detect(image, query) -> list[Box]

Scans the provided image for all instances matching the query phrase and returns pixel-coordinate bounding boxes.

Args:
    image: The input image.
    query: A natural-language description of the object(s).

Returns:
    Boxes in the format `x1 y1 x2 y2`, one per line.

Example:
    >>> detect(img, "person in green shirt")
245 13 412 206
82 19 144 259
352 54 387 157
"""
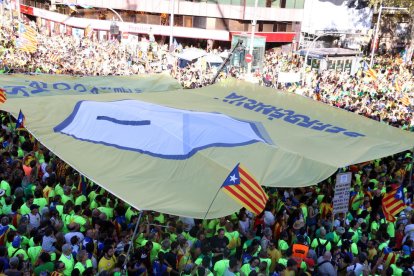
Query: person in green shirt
0 180 11 197
278 232 290 252
8 235 28 261
61 187 74 204
34 252 55 276
240 257 260 275
213 249 230 276
259 250 272 275
20 196 34 216
72 205 89 232
1 196 12 215
310 228 332 253
74 189 87 206
54 182 64 196
59 244 75 276
97 197 114 220
73 250 93 275
224 222 240 257
125 206 137 223
28 235 43 265
390 262 404 276
33 189 48 211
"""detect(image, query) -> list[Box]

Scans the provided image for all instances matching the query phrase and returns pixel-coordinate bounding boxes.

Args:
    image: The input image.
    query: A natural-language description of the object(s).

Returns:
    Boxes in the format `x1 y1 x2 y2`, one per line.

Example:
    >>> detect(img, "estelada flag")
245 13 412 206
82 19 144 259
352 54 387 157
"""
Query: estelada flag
78 175 88 196
17 23 38 53
401 95 410 106
382 185 406 222
15 110 25 130
221 163 268 215
84 24 93 38
366 68 377 80
0 88 6 104
395 81 401 92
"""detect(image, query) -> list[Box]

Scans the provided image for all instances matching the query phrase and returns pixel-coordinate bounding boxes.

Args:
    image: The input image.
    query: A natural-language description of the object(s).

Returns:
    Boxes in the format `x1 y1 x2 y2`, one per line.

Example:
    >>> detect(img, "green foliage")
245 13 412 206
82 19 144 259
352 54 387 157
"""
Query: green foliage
369 0 414 13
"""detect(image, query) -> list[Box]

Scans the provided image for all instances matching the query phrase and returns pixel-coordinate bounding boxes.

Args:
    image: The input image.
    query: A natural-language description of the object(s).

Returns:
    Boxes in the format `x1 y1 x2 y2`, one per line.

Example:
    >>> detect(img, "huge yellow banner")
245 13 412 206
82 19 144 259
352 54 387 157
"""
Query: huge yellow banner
1 76 413 218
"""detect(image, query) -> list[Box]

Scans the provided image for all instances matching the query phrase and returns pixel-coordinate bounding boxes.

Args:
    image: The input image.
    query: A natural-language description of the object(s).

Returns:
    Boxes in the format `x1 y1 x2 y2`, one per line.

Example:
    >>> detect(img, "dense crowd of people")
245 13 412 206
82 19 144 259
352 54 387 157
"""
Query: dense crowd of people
1 11 414 276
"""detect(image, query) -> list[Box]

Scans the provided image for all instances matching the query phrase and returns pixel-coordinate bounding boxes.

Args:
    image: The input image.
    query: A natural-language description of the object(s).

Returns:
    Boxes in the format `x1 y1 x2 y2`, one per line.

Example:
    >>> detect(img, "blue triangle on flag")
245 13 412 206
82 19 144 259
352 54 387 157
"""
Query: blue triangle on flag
222 163 241 187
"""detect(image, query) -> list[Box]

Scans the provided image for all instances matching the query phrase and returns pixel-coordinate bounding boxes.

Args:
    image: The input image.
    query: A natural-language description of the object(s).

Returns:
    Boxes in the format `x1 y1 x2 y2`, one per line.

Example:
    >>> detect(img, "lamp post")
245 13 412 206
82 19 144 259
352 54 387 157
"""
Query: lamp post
292 38 296 53
107 8 124 22
301 33 330 86
369 6 408 68
301 32 351 85
247 0 259 75
169 0 175 51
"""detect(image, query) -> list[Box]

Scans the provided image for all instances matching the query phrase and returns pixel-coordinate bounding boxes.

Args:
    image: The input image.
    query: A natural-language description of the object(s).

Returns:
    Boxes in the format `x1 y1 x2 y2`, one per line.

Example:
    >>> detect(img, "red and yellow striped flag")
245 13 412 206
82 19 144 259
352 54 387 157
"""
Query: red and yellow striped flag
50 53 60 63
382 185 406 222
84 24 93 38
395 81 401 92
366 68 377 80
0 88 6 104
401 95 411 106
17 23 38 53
221 163 268 215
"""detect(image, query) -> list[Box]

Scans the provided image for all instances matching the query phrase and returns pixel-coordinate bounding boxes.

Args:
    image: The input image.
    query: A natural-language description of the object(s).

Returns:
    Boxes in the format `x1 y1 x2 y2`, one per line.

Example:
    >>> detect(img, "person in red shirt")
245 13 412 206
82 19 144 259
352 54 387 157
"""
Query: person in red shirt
394 223 405 250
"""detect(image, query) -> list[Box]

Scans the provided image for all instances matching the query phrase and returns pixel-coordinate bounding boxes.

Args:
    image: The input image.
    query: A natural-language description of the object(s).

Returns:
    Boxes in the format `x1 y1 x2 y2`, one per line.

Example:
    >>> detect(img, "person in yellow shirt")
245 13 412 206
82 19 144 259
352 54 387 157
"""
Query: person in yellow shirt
98 246 117 273
267 240 281 272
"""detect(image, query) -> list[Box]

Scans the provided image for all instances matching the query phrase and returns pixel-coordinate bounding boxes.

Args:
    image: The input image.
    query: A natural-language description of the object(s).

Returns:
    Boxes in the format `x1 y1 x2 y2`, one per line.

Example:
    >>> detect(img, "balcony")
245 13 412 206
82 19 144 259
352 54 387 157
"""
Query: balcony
70 0 303 22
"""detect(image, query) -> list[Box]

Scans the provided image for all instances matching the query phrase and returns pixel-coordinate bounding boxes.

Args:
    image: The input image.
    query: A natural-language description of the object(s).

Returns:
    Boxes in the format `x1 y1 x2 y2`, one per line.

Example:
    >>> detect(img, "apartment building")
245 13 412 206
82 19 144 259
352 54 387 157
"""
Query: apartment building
17 0 303 46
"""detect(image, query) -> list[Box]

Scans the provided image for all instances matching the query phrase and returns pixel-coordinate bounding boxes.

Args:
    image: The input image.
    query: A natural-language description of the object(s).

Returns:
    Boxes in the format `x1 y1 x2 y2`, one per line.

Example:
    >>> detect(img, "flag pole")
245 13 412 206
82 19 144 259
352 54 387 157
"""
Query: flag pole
203 186 223 220
122 210 143 275
409 147 414 202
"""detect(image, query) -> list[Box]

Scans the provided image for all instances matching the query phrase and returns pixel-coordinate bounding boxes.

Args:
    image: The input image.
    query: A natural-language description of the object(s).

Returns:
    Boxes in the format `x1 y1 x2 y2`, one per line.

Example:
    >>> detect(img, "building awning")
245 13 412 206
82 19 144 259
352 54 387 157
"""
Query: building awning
20 5 34 16
298 48 361 58
231 32 296 43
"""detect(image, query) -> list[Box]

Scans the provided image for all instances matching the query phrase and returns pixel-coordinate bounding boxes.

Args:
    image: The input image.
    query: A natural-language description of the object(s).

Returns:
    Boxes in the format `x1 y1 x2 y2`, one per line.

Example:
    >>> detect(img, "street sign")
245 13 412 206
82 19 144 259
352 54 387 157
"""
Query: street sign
245 53 253 63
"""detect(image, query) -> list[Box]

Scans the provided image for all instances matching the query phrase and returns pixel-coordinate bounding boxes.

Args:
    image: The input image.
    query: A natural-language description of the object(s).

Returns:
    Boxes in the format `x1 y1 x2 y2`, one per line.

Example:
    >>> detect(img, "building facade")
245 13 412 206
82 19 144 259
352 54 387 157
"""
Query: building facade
17 0 303 46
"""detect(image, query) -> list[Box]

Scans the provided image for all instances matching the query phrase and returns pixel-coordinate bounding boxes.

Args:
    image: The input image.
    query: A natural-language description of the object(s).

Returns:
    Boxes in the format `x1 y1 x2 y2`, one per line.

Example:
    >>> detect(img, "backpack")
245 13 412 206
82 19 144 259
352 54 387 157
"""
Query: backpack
315 238 329 256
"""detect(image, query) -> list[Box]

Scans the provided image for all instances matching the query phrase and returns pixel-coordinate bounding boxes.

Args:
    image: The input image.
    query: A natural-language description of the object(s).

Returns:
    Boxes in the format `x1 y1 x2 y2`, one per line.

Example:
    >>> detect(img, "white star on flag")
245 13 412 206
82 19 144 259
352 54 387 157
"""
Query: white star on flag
396 191 403 199
229 174 237 183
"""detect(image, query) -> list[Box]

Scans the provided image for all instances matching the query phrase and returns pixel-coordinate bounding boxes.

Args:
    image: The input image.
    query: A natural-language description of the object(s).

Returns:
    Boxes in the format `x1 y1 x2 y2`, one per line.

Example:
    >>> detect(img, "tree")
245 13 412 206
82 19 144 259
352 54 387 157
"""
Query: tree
369 0 414 58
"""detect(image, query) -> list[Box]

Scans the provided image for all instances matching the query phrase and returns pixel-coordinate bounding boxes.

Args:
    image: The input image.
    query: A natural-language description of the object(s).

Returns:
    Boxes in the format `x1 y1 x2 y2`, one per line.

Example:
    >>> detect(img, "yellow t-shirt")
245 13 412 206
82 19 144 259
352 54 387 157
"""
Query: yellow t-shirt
98 256 116 273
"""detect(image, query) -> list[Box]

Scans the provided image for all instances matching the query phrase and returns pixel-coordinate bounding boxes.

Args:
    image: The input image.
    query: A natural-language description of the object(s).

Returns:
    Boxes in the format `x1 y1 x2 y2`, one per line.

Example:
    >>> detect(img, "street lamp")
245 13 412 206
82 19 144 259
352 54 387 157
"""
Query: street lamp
169 0 175 51
369 6 408 68
247 0 259 75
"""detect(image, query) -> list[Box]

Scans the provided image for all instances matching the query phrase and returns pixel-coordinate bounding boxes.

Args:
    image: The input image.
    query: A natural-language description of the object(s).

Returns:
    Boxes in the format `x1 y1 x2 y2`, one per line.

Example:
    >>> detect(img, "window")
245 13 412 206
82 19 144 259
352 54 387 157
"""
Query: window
193 16 207 29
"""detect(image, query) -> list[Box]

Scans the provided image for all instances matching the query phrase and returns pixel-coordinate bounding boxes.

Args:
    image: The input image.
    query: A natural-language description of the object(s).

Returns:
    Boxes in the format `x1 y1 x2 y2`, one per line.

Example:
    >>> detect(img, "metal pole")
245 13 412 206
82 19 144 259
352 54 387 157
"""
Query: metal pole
370 6 382 68
8 0 12 21
122 211 143 274
107 8 124 22
15 0 20 20
169 0 175 51
409 148 414 201
0 1 4 23
210 40 243 85
301 33 323 86
247 0 258 75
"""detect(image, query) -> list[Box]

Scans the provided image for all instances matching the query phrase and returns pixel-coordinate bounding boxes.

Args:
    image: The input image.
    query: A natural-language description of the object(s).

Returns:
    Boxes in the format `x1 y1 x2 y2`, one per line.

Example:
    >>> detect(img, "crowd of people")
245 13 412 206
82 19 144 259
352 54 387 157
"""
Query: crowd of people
1 10 414 276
